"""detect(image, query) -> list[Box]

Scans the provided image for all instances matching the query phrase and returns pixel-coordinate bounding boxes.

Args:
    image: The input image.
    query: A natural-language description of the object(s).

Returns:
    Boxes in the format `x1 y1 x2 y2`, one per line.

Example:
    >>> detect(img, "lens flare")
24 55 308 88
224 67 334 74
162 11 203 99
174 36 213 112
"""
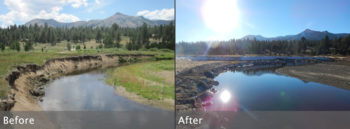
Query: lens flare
202 0 240 33
220 90 231 103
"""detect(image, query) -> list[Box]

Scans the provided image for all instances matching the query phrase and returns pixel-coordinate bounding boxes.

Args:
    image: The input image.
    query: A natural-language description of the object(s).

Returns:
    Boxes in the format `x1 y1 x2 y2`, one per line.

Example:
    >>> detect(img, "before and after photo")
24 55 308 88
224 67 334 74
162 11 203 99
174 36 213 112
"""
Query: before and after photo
0 0 350 128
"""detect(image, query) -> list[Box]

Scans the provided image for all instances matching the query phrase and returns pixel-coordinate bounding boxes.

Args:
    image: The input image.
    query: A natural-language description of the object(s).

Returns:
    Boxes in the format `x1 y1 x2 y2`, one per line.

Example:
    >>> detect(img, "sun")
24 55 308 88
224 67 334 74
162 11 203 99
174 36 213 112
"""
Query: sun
220 90 231 103
202 0 240 33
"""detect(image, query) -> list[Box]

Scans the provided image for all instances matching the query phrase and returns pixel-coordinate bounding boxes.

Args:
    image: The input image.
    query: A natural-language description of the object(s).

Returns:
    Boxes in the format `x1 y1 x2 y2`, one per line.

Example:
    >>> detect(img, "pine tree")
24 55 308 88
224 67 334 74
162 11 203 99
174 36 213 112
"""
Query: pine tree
126 42 133 51
116 33 121 45
67 43 71 51
76 45 81 50
141 23 149 47
10 41 20 52
0 43 5 52
96 31 102 43
24 40 33 51
103 35 114 48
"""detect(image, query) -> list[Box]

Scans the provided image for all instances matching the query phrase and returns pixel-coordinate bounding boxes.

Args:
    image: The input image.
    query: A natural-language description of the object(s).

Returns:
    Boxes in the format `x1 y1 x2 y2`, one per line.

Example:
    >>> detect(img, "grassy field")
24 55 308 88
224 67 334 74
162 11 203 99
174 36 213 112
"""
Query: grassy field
106 60 174 100
0 40 173 97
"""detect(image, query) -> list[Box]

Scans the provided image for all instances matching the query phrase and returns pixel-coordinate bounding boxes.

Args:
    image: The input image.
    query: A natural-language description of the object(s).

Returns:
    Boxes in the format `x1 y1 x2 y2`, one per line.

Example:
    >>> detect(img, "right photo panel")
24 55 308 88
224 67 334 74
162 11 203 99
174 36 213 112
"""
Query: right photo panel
175 0 350 129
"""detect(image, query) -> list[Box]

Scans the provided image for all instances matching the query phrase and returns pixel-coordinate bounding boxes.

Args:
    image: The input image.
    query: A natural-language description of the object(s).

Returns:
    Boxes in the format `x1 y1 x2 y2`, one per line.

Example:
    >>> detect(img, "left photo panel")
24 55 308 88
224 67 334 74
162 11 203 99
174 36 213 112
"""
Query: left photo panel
0 0 175 128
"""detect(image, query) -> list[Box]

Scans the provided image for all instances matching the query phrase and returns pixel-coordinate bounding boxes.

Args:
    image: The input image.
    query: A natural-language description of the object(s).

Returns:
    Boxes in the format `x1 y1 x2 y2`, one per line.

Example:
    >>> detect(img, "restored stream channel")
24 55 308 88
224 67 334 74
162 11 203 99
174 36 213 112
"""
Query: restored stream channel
205 67 350 111
176 56 349 129
39 69 159 111
176 56 350 111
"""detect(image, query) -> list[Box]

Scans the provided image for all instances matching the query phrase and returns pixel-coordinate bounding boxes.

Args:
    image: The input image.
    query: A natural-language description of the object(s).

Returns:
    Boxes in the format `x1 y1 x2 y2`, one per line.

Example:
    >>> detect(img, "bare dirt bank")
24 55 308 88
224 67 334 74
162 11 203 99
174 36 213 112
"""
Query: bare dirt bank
176 59 235 74
176 59 246 110
276 60 350 90
0 54 155 111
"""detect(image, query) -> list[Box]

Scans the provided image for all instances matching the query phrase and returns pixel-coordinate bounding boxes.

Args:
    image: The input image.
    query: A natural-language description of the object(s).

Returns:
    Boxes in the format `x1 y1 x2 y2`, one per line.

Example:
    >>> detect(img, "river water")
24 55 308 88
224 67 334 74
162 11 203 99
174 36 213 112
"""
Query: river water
38 70 159 111
205 68 350 111
180 56 332 61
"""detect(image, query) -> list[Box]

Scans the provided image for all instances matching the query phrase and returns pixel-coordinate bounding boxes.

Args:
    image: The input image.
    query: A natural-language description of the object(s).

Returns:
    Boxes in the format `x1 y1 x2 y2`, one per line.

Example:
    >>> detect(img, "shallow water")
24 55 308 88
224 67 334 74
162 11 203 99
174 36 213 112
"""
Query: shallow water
39 70 160 111
183 56 331 61
205 68 350 111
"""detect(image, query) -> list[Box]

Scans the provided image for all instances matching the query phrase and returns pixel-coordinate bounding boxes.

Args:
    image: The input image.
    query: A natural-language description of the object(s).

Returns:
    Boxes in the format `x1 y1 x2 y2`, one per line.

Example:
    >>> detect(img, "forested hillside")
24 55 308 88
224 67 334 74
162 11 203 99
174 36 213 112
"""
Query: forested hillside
0 21 175 52
177 35 350 56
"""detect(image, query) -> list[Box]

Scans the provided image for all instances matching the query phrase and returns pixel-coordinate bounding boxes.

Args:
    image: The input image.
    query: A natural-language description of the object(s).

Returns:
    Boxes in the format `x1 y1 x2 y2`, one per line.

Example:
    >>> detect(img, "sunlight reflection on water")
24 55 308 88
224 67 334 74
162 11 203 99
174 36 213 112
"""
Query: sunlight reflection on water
204 69 350 111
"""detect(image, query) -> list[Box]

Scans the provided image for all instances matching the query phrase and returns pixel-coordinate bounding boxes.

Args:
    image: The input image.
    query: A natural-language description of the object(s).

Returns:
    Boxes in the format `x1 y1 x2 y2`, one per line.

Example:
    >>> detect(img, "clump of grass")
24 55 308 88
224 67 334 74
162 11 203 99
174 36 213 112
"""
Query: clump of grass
155 52 174 60
119 56 127 63
106 60 174 100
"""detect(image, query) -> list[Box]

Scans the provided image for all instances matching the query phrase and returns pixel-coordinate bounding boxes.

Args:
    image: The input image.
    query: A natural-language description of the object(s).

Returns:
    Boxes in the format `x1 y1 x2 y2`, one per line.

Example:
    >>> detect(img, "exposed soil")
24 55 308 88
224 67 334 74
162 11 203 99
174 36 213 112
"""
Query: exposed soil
175 60 248 110
176 59 235 74
0 54 155 111
276 59 350 90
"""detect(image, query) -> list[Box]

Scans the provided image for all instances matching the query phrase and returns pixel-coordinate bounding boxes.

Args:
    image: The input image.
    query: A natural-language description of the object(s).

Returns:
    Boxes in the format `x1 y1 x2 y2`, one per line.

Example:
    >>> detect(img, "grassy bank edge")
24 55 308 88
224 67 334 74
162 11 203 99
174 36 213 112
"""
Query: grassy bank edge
0 49 174 97
105 59 174 109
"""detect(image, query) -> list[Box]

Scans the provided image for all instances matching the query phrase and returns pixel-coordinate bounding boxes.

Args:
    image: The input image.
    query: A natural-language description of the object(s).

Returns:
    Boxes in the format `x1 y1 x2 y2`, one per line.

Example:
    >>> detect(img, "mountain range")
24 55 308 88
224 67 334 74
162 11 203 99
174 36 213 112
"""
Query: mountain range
24 12 172 28
241 29 349 41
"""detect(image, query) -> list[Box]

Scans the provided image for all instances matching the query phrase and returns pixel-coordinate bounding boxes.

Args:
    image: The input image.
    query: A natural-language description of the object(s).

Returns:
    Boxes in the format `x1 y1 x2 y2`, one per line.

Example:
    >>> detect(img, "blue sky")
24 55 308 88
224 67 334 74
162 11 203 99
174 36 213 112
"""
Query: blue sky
176 0 350 42
0 0 174 27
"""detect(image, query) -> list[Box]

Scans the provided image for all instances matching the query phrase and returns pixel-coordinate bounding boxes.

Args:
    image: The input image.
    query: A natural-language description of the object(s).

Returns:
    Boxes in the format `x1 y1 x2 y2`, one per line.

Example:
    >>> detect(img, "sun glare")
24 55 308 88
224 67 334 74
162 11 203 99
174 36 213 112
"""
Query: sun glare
202 0 240 33
220 90 231 103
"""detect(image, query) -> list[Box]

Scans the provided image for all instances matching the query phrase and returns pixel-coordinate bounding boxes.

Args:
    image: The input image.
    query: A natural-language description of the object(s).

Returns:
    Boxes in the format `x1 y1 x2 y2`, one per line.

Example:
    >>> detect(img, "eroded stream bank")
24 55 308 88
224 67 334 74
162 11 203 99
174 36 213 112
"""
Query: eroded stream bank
0 54 155 111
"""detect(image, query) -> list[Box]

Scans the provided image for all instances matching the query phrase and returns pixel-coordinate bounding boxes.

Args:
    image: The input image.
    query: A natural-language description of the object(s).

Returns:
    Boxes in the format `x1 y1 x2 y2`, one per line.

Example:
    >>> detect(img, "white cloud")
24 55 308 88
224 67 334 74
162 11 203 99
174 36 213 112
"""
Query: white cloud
87 0 105 13
95 0 101 4
67 0 88 8
0 0 84 27
37 7 80 22
137 8 174 20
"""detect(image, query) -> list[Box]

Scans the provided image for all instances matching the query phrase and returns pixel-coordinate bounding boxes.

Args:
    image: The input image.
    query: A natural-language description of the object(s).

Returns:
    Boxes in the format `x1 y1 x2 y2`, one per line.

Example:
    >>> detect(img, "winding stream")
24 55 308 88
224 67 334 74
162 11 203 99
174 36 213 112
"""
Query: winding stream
39 69 160 111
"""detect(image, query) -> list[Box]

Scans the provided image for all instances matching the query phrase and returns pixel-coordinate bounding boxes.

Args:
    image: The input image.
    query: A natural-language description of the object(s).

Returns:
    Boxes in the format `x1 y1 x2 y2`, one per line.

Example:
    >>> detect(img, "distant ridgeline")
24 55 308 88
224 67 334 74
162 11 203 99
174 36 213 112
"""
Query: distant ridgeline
0 12 175 51
176 29 350 56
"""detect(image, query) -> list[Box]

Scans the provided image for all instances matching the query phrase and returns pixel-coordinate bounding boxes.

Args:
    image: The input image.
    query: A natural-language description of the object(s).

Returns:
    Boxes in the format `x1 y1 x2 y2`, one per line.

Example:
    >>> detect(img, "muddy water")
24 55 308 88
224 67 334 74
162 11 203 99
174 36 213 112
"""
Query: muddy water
39 70 159 111
205 68 350 111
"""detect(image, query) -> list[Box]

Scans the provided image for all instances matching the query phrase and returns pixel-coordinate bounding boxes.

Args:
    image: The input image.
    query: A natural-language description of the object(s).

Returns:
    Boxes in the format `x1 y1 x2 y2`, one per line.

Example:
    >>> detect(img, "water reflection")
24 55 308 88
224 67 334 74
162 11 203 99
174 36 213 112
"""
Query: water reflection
241 68 280 76
205 69 350 111
219 90 231 103
39 71 159 111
